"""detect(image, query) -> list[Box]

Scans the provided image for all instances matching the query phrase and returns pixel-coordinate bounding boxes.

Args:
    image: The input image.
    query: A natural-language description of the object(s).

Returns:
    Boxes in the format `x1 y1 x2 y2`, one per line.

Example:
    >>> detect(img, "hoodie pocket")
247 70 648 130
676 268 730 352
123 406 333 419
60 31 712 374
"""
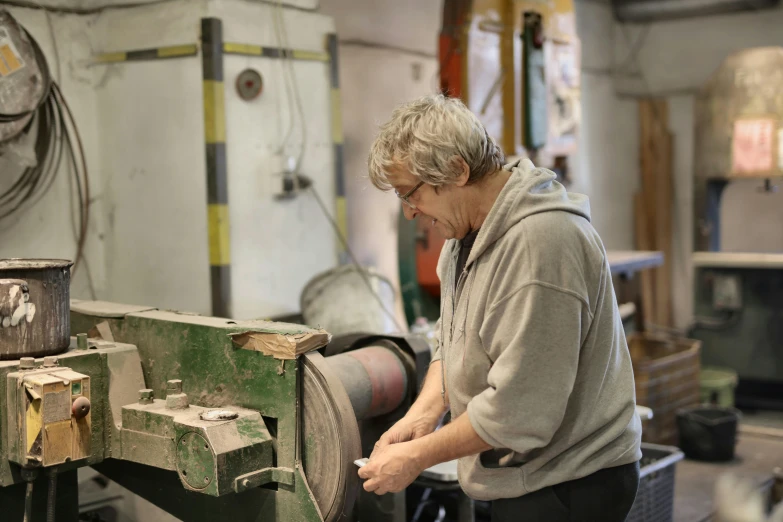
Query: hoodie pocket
458 452 529 501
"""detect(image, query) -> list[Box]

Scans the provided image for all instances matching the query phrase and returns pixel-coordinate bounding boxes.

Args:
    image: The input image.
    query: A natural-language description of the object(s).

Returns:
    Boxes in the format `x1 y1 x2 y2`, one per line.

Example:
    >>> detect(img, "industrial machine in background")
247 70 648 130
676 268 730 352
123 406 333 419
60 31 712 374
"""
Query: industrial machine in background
0 258 430 521
401 0 581 326
691 46 783 410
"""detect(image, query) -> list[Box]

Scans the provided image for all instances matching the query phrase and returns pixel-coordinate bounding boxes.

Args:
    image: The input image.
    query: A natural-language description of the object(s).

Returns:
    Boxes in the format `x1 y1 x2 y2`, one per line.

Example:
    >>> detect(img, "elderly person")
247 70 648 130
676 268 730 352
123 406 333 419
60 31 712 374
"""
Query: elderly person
357 94 642 522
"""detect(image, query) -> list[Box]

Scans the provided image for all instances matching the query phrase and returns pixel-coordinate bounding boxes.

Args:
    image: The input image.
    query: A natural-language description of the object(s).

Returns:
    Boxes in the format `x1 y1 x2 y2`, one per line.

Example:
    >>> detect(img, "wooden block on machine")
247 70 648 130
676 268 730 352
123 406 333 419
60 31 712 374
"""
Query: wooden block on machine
230 325 331 360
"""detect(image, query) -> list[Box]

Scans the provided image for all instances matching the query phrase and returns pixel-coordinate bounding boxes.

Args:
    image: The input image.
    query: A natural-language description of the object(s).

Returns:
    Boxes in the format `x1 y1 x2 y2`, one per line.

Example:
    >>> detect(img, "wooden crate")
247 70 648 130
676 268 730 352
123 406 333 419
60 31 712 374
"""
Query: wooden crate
628 333 701 445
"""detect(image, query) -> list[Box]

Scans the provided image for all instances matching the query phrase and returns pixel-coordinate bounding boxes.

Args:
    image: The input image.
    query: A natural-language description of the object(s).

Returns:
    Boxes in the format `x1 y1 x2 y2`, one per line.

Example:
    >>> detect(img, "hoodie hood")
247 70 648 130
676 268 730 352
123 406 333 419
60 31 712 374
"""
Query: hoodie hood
465 158 591 267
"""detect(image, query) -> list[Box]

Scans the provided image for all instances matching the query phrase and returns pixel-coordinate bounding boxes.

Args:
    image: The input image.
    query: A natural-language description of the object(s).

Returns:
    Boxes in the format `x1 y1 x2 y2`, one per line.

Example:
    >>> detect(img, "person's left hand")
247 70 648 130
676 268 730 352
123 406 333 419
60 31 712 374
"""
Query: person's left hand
357 440 425 495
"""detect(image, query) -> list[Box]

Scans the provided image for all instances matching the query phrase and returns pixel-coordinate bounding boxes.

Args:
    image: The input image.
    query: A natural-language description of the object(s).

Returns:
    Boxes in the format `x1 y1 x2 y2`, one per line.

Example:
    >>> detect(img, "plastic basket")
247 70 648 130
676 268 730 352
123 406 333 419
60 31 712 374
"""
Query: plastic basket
627 443 685 522
628 333 701 445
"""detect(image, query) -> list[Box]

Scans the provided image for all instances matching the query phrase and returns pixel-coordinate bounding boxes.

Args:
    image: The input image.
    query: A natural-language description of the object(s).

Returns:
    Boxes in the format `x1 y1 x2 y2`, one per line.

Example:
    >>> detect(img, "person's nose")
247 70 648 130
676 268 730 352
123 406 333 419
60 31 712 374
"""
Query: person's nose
402 204 418 220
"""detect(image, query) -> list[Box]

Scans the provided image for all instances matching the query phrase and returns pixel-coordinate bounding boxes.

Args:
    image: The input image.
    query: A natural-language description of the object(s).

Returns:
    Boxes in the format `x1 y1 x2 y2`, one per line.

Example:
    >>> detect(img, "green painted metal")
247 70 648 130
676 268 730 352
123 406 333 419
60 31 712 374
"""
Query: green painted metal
0 303 329 520
234 466 295 493
178 432 216 490
71 309 301 469
69 305 327 521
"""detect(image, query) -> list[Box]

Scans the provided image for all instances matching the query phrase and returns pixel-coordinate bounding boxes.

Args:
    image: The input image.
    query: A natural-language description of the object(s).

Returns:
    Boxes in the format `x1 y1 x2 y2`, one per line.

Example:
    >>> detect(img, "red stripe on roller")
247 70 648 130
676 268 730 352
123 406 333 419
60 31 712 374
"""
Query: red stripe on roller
347 346 407 417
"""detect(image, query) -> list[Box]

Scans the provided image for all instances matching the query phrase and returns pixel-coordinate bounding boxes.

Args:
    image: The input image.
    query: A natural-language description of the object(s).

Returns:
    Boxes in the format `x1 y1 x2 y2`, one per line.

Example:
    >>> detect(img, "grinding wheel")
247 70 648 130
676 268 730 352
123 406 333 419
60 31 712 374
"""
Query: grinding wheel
301 352 362 522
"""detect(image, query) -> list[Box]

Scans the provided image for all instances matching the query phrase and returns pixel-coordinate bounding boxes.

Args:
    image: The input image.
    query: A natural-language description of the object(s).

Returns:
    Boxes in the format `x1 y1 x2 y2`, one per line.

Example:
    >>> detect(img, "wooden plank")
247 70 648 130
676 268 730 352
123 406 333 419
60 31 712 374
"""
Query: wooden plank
634 193 655 329
637 99 657 330
637 98 674 328
654 129 673 327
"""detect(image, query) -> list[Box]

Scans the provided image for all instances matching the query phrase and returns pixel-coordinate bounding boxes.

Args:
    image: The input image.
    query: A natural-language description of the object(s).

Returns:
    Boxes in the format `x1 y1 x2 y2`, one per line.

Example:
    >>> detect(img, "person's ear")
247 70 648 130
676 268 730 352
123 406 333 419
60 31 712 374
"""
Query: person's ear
453 157 470 187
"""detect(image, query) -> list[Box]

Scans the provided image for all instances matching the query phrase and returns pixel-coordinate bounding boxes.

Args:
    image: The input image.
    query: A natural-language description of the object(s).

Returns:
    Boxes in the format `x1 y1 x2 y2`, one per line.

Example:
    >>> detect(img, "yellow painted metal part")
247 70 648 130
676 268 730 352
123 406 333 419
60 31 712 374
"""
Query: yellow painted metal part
44 420 72 464
223 42 263 55
95 51 127 63
203 80 226 144
208 204 231 266
292 49 330 62
0 43 23 73
25 397 42 453
157 44 198 58
331 88 344 144
72 375 92 461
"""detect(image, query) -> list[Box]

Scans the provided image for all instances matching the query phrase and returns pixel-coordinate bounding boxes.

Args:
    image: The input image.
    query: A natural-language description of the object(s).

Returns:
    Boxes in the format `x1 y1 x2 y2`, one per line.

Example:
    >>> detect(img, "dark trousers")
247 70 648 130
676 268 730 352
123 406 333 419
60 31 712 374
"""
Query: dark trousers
491 461 640 522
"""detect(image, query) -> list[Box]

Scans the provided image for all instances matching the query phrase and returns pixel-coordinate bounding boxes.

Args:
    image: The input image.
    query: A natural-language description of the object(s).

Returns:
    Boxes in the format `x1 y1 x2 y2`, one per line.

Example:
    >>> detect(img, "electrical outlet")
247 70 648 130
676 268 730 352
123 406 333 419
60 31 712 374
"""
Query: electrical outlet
713 274 742 310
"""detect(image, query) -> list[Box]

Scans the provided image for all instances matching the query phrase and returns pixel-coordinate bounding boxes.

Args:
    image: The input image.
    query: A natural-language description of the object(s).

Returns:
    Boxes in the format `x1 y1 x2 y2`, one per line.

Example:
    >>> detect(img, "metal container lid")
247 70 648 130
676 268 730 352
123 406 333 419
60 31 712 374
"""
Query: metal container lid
0 259 73 271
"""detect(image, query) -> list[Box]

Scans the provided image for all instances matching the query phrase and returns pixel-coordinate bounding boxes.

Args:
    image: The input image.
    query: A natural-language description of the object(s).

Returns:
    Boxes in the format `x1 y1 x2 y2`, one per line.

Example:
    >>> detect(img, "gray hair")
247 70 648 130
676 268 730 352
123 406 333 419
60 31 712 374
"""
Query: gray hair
367 94 504 191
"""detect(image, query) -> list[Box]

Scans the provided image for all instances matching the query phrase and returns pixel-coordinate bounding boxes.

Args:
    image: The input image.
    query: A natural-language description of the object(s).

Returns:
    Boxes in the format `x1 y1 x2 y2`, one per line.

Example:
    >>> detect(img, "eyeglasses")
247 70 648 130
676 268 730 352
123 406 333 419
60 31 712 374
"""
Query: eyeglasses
395 181 425 209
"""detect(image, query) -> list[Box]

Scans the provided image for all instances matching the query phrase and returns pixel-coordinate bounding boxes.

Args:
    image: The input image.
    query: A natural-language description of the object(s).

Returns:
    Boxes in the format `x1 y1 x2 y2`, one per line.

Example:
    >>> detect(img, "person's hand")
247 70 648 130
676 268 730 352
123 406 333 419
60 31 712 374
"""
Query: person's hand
371 414 438 457
358 440 425 495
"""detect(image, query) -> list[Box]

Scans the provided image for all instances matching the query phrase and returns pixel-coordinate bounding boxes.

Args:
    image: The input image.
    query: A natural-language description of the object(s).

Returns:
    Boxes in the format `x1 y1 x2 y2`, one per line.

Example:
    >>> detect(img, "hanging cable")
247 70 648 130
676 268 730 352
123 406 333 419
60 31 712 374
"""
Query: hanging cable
307 183 406 332
0 24 93 295
273 0 307 171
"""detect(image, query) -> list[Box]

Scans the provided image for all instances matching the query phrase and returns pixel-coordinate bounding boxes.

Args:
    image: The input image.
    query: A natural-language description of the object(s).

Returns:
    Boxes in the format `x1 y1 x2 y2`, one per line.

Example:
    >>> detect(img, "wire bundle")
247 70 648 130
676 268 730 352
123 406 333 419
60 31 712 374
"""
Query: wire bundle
0 26 90 278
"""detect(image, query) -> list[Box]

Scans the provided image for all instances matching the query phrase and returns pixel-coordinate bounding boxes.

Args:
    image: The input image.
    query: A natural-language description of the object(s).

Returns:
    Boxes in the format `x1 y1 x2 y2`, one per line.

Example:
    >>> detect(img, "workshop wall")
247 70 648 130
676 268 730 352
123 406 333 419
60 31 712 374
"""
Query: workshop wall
319 0 441 328
573 0 639 251
1 0 342 320
94 0 338 318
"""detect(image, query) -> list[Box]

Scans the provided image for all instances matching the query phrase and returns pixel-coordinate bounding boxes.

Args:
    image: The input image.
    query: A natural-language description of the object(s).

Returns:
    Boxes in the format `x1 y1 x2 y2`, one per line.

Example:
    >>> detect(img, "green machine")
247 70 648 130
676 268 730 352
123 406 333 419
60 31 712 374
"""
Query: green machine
0 260 429 522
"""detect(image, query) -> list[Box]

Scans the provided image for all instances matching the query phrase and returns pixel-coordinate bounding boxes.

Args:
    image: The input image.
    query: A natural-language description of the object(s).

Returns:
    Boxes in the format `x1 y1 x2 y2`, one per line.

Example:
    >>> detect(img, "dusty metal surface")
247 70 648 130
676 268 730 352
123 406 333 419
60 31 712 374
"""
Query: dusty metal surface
302 352 362 522
69 299 156 318
0 278 34 355
70 302 360 521
0 259 72 359
326 346 408 421
0 342 141 487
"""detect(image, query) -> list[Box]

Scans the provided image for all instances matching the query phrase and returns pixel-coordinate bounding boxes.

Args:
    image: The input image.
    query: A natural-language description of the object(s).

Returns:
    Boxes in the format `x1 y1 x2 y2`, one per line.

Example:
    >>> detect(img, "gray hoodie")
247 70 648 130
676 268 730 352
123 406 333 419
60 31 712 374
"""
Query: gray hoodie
433 158 642 501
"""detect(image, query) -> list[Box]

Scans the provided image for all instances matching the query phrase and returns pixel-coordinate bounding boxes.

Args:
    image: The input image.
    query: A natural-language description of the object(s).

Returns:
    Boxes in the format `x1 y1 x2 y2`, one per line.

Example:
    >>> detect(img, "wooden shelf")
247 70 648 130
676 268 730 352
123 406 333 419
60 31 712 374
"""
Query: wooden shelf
692 252 783 269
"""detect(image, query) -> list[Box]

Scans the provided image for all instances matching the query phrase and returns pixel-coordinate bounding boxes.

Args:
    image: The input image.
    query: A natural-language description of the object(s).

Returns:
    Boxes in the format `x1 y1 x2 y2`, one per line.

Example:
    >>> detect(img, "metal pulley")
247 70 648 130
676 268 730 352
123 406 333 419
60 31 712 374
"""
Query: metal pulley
300 352 362 522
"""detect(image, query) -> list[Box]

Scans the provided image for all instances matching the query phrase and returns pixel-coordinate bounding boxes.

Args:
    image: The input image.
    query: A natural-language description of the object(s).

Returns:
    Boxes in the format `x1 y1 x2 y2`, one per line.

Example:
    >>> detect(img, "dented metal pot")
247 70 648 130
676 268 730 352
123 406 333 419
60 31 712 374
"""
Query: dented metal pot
0 259 73 360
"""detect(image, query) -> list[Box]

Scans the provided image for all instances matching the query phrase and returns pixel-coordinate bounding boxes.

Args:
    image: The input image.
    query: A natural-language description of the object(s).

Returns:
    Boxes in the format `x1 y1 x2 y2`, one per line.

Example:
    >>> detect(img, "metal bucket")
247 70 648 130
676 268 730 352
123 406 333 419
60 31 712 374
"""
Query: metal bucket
0 259 73 359
300 265 399 336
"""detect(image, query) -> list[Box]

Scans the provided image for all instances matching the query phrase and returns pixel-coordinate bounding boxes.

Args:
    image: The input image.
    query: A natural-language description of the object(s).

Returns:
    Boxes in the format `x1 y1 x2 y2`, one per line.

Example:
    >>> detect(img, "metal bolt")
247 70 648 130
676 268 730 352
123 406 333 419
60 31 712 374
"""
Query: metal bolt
167 379 183 394
138 389 154 405
19 357 34 369
43 356 58 368
242 479 249 487
76 333 88 350
166 393 189 410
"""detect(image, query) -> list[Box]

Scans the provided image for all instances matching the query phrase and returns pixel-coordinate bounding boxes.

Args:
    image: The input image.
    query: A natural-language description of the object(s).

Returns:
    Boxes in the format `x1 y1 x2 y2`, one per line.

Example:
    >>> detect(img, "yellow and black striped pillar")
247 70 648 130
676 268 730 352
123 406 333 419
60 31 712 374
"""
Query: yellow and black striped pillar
327 33 348 263
202 18 232 318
